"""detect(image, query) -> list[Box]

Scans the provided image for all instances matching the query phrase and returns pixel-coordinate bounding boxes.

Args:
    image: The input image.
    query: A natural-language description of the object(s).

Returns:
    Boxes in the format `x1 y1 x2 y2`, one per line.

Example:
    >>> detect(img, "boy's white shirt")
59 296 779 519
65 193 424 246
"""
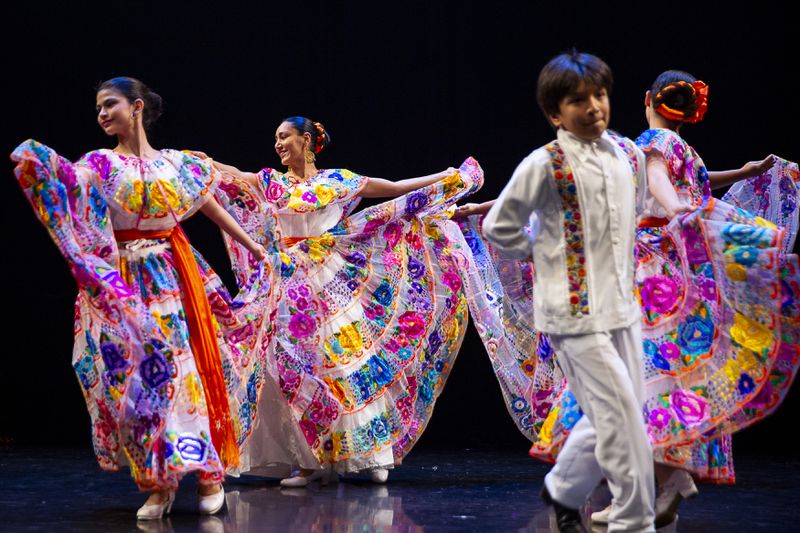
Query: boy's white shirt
483 127 649 335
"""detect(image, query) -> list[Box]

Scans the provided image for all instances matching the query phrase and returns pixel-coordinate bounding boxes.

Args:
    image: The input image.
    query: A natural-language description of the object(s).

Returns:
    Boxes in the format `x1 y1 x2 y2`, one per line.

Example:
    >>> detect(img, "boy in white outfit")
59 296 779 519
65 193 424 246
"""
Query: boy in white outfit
483 51 673 532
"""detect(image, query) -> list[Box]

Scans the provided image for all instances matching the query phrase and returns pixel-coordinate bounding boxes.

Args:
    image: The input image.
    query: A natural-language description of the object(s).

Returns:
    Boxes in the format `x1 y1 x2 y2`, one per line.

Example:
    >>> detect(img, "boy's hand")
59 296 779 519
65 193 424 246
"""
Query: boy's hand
741 154 776 178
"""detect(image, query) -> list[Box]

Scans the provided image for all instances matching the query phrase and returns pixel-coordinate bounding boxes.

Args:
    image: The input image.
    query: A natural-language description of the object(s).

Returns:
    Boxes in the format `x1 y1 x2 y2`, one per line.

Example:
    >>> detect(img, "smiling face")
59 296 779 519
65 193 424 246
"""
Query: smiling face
549 82 611 141
96 88 141 137
274 121 311 167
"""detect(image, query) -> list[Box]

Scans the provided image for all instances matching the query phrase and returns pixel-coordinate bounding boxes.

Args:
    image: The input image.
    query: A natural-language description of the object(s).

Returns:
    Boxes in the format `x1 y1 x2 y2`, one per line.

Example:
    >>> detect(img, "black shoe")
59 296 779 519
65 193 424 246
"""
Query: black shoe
541 486 587 533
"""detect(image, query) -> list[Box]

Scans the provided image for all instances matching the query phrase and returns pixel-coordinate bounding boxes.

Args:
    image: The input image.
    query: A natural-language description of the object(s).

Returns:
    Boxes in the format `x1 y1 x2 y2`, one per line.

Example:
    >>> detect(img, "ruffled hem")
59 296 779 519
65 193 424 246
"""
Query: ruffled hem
654 433 736 485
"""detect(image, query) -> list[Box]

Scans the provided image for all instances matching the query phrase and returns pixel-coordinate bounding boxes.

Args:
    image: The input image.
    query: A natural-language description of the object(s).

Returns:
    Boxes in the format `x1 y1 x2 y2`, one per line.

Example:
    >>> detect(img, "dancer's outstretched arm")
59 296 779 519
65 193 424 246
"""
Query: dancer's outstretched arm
708 154 776 190
188 151 260 188
200 196 266 259
213 161 260 188
455 200 496 218
359 168 456 198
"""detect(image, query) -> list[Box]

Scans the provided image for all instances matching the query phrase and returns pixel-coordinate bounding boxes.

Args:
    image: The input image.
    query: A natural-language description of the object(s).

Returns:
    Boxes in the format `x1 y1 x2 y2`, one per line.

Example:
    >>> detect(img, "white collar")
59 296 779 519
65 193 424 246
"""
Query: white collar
556 128 614 163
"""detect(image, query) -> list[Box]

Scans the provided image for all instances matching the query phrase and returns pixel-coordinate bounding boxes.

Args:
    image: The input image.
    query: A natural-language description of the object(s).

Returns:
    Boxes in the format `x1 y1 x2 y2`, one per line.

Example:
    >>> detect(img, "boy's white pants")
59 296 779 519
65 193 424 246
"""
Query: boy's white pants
544 323 655 533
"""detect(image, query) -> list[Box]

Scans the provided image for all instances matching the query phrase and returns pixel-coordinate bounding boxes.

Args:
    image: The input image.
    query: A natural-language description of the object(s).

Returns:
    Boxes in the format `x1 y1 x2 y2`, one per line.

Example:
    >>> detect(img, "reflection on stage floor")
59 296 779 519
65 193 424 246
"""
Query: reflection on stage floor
1 446 798 531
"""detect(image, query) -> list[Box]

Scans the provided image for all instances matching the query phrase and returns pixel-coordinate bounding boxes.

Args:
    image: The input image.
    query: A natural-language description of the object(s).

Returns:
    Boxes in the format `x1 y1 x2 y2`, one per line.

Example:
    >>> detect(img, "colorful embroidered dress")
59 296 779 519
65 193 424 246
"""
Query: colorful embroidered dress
11 140 276 490
722 158 800 253
215 158 483 473
457 215 561 441
529 129 800 483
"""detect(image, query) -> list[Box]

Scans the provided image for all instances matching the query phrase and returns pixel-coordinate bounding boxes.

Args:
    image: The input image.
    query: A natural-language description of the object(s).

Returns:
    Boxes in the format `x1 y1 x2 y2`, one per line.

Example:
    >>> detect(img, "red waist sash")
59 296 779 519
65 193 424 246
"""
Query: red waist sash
638 216 669 228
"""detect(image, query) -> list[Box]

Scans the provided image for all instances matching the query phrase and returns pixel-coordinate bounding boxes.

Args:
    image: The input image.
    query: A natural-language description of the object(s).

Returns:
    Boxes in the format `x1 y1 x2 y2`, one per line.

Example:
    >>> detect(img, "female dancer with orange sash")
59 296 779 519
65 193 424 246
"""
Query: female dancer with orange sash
11 77 277 519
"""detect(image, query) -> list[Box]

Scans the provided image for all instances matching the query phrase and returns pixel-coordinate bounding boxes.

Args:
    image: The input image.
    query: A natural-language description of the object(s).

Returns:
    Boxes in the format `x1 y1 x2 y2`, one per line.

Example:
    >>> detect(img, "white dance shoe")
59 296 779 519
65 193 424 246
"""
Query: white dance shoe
136 492 175 520
590 504 611 525
198 485 226 515
369 467 389 484
591 469 698 527
280 466 336 487
655 469 698 527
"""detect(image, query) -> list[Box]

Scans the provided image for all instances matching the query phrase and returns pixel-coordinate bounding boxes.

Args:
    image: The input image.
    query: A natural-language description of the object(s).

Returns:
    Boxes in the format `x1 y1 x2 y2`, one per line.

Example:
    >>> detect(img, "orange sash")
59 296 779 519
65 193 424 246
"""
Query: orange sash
282 236 308 248
116 227 239 468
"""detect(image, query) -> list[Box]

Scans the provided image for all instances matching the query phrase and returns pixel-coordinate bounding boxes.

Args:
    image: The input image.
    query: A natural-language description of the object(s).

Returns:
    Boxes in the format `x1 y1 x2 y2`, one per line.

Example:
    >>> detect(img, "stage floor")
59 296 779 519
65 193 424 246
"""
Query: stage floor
1 446 797 532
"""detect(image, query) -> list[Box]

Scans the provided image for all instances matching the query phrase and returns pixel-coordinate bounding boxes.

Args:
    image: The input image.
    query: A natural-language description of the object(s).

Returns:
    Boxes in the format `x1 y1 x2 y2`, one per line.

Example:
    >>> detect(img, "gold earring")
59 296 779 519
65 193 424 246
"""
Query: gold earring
305 150 315 163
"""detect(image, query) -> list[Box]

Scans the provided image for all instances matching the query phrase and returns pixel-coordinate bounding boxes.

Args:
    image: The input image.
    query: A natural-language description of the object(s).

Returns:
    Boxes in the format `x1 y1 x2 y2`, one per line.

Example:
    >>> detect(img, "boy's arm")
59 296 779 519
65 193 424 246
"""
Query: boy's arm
482 156 544 259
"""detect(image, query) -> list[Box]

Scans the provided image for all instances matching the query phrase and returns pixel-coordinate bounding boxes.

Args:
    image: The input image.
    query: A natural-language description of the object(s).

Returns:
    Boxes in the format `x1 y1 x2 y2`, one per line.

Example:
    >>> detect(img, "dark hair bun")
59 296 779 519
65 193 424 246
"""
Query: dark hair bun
284 116 332 154
97 77 164 130
140 89 163 129
311 122 331 154
654 81 698 116
648 70 709 124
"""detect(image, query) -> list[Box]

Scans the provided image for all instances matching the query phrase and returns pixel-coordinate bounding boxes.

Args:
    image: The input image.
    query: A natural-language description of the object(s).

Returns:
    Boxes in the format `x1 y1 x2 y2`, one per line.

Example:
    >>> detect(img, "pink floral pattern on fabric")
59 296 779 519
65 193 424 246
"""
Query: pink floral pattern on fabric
258 168 367 215
636 128 710 206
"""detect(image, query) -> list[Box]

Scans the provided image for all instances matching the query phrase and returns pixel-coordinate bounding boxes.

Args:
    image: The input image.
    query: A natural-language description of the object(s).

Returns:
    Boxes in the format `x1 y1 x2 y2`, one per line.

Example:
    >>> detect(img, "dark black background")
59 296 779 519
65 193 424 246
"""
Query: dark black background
1 2 796 456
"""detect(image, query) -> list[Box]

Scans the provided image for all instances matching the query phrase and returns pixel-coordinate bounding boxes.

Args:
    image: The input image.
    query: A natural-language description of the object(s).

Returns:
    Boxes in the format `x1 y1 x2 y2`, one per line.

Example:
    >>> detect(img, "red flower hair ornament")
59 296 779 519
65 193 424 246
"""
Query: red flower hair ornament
655 80 709 124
